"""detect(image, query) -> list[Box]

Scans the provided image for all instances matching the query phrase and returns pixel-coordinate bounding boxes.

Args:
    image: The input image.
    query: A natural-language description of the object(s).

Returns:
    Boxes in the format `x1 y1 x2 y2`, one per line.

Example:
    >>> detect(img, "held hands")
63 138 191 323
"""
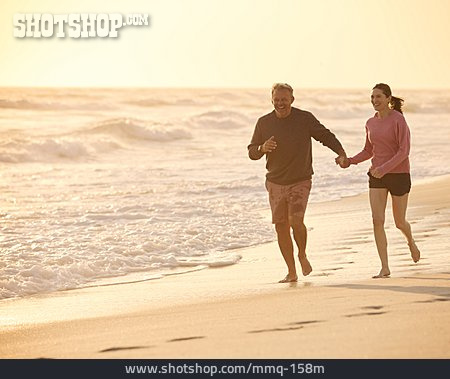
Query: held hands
260 136 277 153
335 155 350 168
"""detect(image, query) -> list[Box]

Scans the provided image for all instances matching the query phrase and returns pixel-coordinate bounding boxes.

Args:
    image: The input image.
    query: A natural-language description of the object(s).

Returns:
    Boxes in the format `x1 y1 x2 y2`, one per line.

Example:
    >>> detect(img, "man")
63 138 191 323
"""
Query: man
248 83 347 283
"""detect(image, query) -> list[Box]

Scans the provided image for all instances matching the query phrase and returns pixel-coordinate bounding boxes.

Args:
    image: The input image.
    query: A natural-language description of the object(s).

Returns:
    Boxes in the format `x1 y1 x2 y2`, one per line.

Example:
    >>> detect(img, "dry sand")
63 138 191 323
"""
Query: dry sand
1 175 449 358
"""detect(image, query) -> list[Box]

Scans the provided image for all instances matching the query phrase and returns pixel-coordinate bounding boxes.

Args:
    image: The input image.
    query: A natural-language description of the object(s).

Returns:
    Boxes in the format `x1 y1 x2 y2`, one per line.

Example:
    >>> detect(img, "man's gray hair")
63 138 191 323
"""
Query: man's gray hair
271 83 294 96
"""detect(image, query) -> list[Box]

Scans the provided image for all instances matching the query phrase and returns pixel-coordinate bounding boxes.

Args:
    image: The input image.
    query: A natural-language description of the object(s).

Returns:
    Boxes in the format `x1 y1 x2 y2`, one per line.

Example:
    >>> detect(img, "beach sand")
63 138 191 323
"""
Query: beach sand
1 175 449 358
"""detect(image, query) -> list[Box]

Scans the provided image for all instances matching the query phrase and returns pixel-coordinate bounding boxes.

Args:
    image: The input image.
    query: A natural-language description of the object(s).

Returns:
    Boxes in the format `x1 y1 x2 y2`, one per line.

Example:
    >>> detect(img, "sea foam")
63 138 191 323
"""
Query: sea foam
1 87 449 300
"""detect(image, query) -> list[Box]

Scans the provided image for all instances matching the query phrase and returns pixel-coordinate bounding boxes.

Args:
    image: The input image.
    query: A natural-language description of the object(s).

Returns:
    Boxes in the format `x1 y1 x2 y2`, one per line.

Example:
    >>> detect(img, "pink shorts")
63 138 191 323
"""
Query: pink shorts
265 179 312 224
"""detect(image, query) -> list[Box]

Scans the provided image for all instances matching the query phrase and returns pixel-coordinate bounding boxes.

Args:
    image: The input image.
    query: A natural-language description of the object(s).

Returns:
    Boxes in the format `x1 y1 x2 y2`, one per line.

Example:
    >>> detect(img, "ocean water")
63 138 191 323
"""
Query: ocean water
1 87 449 300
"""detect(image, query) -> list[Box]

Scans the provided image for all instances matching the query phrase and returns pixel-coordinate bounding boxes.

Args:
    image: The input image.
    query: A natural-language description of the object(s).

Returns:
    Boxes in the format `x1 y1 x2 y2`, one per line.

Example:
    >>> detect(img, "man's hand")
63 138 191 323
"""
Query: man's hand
335 150 350 169
369 166 383 178
260 136 277 153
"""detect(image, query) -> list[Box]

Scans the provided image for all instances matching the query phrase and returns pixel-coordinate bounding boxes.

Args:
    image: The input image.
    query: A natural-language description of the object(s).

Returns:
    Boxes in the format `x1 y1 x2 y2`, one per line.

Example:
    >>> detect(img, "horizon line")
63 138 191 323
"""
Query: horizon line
1 85 449 91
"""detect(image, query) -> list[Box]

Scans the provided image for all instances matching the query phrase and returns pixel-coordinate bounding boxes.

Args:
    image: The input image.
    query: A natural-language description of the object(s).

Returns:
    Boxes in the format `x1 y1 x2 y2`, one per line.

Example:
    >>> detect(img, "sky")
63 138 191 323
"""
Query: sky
0 0 449 88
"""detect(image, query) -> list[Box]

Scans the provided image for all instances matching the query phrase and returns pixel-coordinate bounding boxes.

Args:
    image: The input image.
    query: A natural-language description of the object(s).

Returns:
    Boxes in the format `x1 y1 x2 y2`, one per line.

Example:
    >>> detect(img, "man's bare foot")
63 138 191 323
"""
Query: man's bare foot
372 269 390 279
279 274 298 283
408 241 420 263
298 255 312 276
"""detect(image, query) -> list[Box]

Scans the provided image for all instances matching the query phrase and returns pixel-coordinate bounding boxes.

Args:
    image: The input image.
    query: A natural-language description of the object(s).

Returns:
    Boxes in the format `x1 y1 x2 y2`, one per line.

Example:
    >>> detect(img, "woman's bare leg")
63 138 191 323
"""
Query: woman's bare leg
369 188 390 278
392 193 420 262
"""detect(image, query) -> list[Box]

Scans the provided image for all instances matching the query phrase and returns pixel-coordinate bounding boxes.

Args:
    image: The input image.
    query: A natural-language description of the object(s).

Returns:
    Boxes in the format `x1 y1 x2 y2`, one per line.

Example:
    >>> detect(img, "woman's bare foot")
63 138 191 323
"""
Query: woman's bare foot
279 274 298 283
372 268 391 279
298 255 312 276
408 241 420 263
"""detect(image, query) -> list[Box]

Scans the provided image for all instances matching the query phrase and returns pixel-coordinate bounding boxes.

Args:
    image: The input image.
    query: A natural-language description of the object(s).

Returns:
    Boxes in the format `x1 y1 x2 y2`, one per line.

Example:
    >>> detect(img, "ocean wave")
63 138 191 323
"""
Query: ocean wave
0 98 48 110
189 110 252 129
85 117 192 141
0 98 112 111
0 198 269 299
0 250 242 300
0 137 121 163
302 90 450 117
403 101 450 114
305 105 368 120
0 118 192 163
127 98 198 107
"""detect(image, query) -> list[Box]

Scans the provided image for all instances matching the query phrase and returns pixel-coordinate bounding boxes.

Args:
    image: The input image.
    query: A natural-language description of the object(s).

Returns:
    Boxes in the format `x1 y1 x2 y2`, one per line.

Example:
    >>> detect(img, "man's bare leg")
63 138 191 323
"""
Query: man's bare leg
292 220 312 276
275 222 298 282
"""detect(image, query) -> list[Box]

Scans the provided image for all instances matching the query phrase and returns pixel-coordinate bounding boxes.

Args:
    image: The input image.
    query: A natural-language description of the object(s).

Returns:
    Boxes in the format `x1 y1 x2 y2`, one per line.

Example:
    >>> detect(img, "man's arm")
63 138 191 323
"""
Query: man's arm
308 113 346 158
248 120 266 160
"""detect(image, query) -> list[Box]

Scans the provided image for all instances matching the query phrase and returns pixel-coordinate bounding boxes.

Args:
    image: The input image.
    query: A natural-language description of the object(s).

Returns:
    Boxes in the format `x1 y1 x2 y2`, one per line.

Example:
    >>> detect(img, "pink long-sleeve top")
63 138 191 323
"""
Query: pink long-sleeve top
349 110 411 176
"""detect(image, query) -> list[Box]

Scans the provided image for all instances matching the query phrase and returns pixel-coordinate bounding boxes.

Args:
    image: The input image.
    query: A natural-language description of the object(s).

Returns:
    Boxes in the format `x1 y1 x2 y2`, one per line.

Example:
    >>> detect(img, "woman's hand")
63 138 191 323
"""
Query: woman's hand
335 156 350 168
369 166 383 178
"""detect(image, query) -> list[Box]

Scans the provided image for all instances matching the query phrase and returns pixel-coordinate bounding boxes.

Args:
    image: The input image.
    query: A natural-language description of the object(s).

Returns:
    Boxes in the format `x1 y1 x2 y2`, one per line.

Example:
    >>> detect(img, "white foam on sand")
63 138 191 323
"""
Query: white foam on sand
1 88 449 301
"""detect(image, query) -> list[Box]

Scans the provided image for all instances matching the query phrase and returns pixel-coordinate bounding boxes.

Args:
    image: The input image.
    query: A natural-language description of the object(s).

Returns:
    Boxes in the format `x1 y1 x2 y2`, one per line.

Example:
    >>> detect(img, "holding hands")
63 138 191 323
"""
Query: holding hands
335 155 384 178
335 154 350 168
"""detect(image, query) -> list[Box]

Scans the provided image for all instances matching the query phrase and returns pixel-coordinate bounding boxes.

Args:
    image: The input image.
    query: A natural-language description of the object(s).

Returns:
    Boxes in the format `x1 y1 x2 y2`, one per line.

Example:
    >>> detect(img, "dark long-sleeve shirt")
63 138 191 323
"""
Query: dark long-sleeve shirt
248 107 344 185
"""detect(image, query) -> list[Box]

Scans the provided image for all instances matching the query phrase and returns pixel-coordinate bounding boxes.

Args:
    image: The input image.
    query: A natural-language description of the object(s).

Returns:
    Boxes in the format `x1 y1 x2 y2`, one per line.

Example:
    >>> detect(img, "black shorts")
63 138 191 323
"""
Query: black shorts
368 172 411 196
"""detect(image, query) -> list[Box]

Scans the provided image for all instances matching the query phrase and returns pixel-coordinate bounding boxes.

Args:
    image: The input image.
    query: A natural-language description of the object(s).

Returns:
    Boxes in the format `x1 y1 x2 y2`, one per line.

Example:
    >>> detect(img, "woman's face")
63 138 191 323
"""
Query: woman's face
371 88 391 112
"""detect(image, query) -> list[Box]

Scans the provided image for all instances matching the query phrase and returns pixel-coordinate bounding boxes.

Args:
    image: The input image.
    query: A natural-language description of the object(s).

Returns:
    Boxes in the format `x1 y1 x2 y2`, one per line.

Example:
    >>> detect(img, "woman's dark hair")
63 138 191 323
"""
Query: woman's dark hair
373 83 404 114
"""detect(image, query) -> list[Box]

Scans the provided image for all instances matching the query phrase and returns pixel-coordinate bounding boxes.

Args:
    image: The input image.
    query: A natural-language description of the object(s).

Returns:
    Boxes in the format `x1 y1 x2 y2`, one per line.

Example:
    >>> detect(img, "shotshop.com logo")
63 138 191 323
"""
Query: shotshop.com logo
13 13 150 38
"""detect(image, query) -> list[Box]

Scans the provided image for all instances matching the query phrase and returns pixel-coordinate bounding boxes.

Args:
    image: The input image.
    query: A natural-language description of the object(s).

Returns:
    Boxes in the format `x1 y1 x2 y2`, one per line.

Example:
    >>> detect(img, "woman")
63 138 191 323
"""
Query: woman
338 83 420 278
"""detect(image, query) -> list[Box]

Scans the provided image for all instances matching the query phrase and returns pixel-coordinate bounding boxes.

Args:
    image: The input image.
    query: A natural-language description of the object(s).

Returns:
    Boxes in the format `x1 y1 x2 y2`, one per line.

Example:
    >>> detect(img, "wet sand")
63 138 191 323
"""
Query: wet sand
1 175 449 358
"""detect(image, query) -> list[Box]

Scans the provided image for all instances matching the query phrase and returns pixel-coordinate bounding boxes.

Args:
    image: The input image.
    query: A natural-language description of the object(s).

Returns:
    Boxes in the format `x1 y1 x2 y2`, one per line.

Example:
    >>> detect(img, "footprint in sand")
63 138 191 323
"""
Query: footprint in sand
416 233 438 239
345 311 386 318
248 326 303 334
167 336 205 342
415 228 437 233
347 230 373 237
342 237 369 242
347 240 371 245
415 297 450 304
99 345 151 353
249 320 323 334
361 305 384 310
322 267 344 272
397 257 417 263
329 250 358 255
288 320 323 326
398 262 430 267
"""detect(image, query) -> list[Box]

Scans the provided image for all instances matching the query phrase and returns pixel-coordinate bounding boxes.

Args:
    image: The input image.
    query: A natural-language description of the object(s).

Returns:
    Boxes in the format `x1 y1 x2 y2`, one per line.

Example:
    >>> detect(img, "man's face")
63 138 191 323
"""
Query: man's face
272 89 294 118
